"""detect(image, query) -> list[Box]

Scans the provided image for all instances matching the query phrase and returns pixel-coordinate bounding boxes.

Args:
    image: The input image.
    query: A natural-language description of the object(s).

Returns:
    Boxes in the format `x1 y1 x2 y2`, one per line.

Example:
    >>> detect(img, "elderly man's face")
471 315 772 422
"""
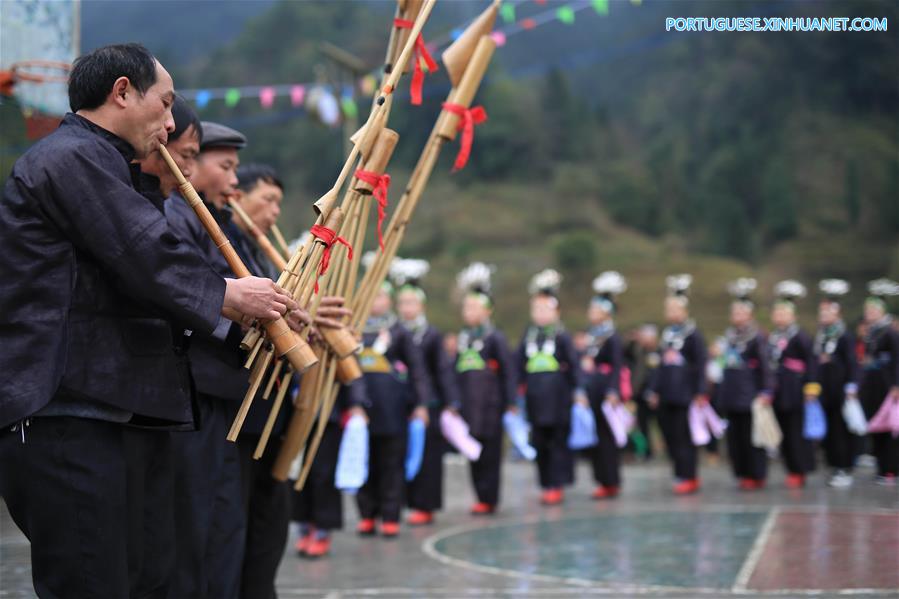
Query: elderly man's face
192 148 239 209
235 180 282 234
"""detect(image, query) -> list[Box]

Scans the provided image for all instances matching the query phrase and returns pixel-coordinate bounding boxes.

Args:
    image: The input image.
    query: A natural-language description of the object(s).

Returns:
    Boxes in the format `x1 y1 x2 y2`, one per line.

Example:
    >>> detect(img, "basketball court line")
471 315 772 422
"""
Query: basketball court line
419 504 899 596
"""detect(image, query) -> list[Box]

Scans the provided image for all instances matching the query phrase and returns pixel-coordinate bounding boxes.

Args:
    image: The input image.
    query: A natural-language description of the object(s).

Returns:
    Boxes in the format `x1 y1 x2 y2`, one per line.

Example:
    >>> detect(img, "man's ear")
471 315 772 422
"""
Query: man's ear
111 76 131 108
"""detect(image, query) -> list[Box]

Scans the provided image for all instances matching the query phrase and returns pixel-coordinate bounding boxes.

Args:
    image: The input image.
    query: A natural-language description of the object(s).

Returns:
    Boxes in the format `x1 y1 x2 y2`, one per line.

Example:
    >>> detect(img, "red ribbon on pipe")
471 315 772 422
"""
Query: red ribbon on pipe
310 224 353 293
354 169 391 250
441 102 488 172
393 18 438 105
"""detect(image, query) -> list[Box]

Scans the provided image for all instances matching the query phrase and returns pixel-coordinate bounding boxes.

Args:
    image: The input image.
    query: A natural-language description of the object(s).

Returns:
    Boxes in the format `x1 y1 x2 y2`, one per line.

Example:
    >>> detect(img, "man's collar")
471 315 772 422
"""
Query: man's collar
63 113 137 162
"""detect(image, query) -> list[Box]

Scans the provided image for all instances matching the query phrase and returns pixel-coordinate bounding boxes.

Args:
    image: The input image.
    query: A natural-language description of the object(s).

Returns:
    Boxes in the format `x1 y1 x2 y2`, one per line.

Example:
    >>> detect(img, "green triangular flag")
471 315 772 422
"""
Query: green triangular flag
224 88 241 107
500 3 515 24
341 97 358 120
556 6 575 25
592 0 609 15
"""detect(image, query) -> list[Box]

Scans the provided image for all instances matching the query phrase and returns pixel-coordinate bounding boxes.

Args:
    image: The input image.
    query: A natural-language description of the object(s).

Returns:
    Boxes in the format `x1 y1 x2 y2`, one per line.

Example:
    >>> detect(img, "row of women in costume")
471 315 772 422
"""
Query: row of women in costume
291 263 899 558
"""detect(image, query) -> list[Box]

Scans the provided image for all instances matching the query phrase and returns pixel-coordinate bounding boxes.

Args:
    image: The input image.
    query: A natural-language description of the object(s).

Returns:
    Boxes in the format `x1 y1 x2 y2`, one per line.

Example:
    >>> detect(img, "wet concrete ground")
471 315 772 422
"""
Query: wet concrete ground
2 454 898 598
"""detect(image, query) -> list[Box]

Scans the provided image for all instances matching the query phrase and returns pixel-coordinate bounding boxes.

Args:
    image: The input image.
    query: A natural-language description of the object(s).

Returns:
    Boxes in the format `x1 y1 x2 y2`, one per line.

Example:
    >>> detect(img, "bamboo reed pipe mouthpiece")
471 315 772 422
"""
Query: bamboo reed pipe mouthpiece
437 36 496 141
442 1 499 87
354 129 400 195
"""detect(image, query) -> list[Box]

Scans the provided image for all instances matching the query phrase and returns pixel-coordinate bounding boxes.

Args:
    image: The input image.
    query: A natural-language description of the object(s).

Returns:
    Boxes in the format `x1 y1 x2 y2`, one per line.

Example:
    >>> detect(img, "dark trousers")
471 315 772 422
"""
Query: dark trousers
168 395 246 599
292 422 344 530
871 432 899 476
658 404 698 480
236 435 290 599
531 424 573 489
0 417 131 599
588 404 621 488
634 396 655 458
469 433 503 506
822 399 858 470
357 433 404 522
725 411 768 481
124 427 175 599
407 418 445 511
775 407 814 475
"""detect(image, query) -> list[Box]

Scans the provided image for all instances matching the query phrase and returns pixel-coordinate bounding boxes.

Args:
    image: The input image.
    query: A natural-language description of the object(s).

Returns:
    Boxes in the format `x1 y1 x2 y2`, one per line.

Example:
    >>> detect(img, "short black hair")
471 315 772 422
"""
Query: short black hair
68 43 158 112
236 163 283 193
170 94 202 144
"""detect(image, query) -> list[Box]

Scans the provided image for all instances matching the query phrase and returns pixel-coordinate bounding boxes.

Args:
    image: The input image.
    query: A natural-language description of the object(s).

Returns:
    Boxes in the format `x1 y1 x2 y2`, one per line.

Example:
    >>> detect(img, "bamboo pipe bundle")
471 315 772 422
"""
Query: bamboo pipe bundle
157 145 318 376
270 224 291 260
270 346 325 481
351 36 497 332
236 0 435 361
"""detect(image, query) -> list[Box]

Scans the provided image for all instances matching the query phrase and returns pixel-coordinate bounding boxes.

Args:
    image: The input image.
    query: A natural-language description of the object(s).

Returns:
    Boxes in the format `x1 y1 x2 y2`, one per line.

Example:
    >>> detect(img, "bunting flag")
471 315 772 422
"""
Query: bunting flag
557 6 576 24
290 85 305 107
178 0 638 113
500 3 516 24
340 86 359 119
259 86 276 108
224 88 241 107
195 90 211 109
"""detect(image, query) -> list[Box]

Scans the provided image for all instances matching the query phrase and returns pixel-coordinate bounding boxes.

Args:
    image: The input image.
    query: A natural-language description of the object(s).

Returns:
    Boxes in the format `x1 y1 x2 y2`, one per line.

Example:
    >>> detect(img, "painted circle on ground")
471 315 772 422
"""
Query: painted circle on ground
427 511 768 590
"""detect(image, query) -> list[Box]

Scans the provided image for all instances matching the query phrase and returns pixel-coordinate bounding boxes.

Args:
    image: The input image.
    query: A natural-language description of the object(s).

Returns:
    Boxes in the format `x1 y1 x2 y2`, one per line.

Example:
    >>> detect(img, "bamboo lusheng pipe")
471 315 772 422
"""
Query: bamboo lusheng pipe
228 199 288 271
286 174 370 476
350 109 447 328
351 38 497 331
364 34 497 277
293 338 341 490
247 4 439 453
157 145 318 376
253 365 294 459
442 0 500 87
262 359 285 400
294 375 340 491
237 1 434 372
295 10 501 482
240 202 347 373
242 1 433 358
270 347 325 481
388 0 424 75
270 224 291 260
354 129 400 195
275 0 435 298
240 249 303 353
226 344 274 441
263 215 354 466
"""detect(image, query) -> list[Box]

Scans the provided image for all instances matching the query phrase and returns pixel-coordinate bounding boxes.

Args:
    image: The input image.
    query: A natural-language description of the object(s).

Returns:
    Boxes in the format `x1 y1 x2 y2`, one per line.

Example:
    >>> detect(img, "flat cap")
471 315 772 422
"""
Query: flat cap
200 121 247 151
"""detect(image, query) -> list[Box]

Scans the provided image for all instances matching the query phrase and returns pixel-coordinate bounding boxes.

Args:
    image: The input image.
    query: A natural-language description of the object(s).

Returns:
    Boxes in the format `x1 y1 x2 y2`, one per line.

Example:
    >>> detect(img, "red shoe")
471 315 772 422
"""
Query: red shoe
381 521 400 538
304 535 331 558
673 479 700 495
407 510 434 526
541 488 564 505
591 485 619 500
357 518 376 536
785 473 805 489
739 478 765 491
294 531 314 555
470 502 495 515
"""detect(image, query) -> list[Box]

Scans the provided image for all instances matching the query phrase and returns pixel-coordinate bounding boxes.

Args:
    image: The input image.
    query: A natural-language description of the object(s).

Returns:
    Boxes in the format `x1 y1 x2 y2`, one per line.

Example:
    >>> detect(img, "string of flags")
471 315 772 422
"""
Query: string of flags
177 0 643 122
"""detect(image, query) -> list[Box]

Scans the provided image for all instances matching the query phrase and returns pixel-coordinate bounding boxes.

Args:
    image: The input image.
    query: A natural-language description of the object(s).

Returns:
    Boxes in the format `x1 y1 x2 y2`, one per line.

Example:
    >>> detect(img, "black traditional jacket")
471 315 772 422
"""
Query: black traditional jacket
0 114 224 427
